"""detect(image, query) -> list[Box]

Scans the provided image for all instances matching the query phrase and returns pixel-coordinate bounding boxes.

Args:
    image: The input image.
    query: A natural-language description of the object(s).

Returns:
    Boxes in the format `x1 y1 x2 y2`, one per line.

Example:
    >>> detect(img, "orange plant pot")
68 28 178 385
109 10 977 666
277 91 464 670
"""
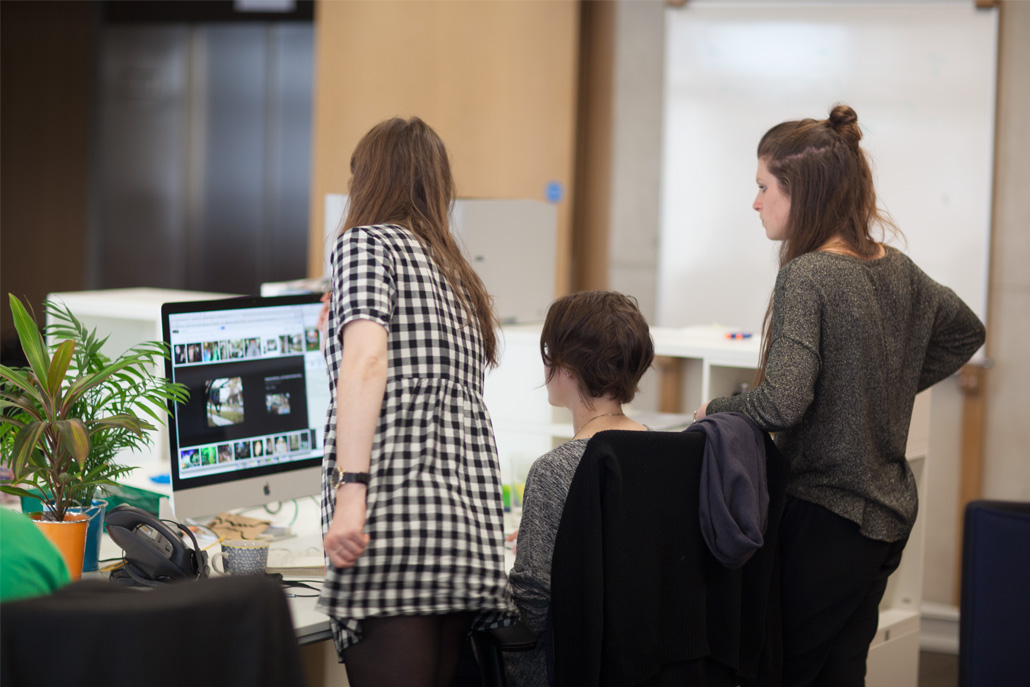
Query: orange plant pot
29 512 90 581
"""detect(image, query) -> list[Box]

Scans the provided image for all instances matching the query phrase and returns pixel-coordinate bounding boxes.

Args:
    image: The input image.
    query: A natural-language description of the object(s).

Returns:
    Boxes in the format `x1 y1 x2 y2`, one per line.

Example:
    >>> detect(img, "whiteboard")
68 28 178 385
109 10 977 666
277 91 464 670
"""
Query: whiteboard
657 1 997 332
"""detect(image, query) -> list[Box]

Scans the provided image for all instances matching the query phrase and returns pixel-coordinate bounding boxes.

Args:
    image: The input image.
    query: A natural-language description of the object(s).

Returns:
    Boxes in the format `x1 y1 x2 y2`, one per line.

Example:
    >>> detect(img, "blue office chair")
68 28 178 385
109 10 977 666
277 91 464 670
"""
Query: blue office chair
958 499 1030 687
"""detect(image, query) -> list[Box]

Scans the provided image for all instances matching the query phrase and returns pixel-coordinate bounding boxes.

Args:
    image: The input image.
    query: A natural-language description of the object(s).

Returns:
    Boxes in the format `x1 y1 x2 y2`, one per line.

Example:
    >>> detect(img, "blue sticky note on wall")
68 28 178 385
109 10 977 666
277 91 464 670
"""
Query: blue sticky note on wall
545 181 563 203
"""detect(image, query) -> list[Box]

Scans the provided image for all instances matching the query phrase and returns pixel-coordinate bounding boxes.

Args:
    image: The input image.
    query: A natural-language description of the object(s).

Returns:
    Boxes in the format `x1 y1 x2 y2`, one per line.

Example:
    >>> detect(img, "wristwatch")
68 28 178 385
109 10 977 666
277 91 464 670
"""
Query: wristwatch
330 468 371 489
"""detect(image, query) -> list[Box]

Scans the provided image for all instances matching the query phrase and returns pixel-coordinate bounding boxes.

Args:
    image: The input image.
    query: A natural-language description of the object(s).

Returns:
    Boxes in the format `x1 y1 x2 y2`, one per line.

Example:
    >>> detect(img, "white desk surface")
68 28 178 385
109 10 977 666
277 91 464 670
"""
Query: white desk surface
650 325 761 367
499 322 762 369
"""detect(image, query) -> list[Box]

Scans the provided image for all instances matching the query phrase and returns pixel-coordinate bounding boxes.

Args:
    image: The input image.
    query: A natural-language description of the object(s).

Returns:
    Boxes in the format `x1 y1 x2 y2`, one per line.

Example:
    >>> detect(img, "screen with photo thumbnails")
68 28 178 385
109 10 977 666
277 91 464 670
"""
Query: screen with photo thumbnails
163 294 330 518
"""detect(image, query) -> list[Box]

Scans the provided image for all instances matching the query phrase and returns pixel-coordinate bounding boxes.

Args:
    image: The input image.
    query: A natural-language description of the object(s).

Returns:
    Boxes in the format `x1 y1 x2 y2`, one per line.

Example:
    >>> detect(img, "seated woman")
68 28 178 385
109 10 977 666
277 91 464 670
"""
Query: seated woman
506 290 654 687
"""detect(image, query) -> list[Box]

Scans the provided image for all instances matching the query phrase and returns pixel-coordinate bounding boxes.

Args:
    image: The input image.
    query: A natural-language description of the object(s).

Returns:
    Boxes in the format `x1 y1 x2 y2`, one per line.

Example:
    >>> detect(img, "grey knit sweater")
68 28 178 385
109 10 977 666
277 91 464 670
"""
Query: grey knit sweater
506 439 589 687
707 247 985 542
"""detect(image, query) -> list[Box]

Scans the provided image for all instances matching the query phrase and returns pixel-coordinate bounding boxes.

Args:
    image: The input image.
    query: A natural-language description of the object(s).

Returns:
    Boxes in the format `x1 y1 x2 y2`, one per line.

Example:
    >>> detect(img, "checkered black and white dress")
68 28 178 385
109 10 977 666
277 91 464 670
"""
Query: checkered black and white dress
316 224 515 654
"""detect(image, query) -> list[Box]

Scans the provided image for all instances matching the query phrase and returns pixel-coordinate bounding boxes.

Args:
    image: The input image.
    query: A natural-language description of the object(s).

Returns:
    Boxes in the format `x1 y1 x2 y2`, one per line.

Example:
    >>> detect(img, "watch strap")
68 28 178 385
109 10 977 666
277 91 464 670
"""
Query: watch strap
332 468 370 488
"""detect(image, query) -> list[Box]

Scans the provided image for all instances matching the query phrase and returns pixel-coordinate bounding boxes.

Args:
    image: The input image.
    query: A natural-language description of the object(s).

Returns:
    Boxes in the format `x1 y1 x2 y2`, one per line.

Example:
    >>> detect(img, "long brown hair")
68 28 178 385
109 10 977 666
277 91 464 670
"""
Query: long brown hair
343 117 499 366
753 104 900 385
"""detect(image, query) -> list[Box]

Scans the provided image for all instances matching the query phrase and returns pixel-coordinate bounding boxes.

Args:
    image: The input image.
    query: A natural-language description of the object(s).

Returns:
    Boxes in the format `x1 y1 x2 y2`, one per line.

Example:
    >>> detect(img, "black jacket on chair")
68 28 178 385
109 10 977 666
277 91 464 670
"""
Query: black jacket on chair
548 428 786 687
0 574 307 687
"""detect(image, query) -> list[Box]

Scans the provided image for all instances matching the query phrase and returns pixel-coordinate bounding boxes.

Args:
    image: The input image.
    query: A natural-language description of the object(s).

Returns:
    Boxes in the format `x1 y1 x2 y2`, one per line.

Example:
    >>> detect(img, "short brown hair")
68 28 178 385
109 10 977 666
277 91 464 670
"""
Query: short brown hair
540 291 654 406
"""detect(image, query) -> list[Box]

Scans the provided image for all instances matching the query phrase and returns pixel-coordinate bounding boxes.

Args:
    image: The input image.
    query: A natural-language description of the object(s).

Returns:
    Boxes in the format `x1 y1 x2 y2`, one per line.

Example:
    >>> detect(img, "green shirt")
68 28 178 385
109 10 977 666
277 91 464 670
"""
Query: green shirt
0 507 71 602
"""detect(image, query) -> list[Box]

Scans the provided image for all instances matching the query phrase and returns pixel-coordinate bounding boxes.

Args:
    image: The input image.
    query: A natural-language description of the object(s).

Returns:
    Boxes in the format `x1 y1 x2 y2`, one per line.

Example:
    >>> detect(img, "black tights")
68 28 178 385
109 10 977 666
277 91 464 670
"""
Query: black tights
343 612 474 687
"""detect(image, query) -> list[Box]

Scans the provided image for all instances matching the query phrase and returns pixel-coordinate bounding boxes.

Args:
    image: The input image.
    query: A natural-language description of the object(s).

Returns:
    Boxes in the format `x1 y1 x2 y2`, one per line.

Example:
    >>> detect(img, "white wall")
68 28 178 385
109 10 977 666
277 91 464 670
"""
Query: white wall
607 0 665 323
658 2 996 333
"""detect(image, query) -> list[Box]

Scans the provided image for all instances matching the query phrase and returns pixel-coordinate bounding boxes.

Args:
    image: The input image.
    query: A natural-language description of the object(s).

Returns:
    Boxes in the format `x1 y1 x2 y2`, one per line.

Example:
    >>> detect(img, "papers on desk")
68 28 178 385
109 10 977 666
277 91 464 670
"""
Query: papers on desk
203 512 294 542
266 546 325 577
207 512 271 540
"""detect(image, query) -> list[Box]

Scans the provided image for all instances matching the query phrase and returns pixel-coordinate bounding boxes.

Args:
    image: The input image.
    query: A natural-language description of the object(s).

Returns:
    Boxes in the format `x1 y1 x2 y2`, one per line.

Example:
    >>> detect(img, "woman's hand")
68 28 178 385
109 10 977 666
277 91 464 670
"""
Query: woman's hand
323 483 371 568
316 291 330 335
694 401 709 422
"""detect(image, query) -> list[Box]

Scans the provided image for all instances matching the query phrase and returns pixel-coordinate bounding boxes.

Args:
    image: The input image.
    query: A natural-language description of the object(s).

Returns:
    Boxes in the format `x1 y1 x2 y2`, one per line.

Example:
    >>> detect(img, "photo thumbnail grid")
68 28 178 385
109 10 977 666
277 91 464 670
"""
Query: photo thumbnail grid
179 429 314 472
173 326 321 368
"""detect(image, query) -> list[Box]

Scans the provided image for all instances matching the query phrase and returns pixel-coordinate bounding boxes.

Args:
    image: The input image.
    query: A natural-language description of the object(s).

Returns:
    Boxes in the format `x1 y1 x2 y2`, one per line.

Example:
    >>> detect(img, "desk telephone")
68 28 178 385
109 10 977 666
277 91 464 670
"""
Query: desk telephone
106 504 209 587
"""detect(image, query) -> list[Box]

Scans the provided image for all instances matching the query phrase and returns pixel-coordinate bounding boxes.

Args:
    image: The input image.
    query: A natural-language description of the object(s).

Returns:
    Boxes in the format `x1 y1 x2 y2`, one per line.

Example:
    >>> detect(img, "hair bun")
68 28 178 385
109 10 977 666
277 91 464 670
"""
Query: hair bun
828 104 862 146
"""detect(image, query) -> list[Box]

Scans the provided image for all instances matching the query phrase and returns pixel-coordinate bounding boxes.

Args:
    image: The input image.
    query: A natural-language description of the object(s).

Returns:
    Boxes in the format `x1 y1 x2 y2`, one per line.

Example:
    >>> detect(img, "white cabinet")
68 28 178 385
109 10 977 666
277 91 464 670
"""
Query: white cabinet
487 322 926 686
451 199 557 325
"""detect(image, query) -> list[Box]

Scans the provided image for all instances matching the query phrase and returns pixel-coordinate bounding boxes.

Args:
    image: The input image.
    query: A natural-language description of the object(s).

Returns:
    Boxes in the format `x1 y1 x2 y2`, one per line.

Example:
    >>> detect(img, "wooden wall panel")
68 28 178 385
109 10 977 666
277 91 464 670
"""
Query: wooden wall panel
571 0 614 292
308 0 580 296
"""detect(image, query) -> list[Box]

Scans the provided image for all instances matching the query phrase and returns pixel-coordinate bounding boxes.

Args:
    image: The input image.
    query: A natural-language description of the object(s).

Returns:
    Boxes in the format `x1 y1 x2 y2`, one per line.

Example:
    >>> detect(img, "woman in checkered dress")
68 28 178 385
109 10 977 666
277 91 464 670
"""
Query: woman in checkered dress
316 117 514 685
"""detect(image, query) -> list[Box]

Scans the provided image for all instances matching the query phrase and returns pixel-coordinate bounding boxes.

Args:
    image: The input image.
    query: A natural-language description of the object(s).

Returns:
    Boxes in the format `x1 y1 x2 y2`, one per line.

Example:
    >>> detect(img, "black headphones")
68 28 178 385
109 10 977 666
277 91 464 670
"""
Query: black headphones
106 504 210 587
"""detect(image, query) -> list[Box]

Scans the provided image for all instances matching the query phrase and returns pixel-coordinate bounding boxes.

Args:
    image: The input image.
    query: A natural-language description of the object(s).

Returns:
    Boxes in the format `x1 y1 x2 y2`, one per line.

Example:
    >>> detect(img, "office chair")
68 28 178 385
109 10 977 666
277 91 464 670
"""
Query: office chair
0 574 308 687
958 499 1030 687
477 426 786 687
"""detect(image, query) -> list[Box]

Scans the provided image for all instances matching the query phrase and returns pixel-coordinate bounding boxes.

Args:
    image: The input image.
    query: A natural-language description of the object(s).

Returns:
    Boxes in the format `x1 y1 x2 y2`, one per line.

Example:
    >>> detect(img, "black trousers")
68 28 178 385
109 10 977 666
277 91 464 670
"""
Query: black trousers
779 497 908 687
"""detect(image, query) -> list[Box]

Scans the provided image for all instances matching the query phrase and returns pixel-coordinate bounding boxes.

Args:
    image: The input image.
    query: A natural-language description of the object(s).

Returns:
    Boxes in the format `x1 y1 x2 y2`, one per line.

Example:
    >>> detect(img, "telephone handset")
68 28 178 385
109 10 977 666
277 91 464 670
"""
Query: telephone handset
106 504 209 587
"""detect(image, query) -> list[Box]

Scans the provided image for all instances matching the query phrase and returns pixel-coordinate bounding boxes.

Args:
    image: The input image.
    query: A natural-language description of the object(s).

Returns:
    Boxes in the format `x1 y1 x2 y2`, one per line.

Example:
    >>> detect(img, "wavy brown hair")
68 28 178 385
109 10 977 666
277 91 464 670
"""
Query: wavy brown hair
753 104 901 385
540 291 654 407
343 117 499 366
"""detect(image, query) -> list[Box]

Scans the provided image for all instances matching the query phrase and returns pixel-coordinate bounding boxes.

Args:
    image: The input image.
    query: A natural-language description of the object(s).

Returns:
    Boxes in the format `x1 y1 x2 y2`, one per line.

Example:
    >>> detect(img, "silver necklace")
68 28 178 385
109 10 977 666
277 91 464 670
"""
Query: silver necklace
573 412 625 440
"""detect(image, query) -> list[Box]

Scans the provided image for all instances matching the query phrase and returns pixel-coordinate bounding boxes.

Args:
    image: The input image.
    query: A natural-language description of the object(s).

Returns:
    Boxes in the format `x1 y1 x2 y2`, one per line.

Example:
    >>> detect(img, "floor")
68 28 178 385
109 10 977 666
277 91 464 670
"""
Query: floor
918 652 958 687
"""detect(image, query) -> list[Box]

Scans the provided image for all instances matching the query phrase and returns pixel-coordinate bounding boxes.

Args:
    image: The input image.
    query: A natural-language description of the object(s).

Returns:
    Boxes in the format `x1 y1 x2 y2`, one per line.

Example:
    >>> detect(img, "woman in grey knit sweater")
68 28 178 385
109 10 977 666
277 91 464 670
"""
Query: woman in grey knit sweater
506 291 654 687
696 105 985 687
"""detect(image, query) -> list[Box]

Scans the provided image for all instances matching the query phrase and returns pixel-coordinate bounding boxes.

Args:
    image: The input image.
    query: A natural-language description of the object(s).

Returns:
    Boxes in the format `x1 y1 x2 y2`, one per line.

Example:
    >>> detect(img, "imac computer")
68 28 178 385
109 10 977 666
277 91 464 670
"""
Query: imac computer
161 294 329 521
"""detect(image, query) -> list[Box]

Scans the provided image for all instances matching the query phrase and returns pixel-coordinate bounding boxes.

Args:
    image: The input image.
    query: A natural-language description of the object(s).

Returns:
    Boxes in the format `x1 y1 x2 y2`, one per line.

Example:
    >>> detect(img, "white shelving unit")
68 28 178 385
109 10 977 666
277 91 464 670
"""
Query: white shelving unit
487 323 927 686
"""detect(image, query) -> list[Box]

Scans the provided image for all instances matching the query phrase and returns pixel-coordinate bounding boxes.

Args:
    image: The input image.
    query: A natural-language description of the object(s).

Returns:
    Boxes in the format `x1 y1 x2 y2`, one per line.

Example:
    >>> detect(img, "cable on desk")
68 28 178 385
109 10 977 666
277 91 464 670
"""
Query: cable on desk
99 558 127 574
184 521 224 551
283 499 300 528
253 498 301 529
266 572 324 598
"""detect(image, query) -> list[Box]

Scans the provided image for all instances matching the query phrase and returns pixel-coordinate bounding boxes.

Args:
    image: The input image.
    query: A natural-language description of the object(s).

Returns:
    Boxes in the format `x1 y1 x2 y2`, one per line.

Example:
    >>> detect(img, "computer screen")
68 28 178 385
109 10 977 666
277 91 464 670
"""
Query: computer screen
162 294 329 521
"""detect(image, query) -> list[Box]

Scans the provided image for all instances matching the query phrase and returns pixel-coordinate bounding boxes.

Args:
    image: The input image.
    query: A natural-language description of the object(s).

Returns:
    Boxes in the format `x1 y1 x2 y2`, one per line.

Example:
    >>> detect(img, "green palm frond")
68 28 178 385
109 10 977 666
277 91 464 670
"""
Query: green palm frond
1 295 190 521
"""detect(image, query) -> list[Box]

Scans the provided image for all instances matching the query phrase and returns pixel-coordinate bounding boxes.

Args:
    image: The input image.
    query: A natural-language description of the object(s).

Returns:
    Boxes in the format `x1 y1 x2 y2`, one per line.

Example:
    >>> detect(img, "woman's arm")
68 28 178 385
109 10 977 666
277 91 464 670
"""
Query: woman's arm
323 318 388 569
509 453 572 635
917 287 986 392
704 272 821 431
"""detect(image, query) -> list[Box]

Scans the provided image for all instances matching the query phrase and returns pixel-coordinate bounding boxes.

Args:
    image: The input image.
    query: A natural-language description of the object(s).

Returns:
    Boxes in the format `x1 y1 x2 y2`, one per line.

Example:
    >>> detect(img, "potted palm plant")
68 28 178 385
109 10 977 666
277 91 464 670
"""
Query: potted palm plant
0 294 188 575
